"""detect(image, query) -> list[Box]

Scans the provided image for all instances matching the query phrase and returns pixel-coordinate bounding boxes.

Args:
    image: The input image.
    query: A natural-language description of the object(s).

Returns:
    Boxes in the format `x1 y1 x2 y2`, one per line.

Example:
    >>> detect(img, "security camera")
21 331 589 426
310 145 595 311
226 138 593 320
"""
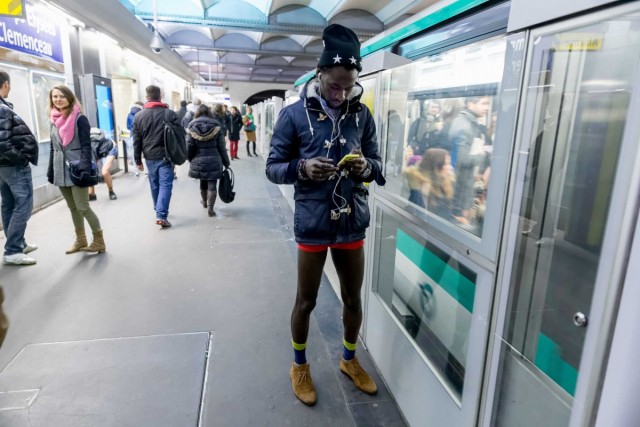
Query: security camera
150 31 164 54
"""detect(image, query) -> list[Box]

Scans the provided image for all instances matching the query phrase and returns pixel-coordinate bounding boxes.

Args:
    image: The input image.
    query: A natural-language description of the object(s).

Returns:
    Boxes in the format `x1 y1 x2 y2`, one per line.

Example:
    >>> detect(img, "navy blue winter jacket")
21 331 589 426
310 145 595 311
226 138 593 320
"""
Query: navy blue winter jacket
266 79 385 245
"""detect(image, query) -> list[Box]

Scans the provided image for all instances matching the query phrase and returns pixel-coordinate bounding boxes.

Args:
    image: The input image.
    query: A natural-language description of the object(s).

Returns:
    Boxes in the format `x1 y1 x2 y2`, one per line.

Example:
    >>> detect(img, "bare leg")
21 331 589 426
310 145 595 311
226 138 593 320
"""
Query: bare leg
101 155 115 191
330 247 365 344
291 249 327 343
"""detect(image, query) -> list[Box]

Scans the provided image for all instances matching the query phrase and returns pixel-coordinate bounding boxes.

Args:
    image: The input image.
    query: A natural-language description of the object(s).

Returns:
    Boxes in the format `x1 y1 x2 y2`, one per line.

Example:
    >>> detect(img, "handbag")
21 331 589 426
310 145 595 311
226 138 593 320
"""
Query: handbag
63 149 99 187
218 168 235 203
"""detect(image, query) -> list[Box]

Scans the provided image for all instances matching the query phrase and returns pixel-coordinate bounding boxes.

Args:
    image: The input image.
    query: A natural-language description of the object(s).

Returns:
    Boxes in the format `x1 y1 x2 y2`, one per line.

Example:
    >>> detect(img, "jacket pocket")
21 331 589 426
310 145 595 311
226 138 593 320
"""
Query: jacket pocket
350 187 370 232
294 194 332 239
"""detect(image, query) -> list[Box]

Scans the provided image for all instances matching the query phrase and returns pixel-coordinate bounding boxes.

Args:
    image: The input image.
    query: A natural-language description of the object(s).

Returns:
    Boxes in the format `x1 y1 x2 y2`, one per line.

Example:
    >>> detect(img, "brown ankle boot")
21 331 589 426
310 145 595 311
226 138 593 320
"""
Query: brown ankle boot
82 230 106 253
290 362 317 406
66 229 88 254
340 357 377 395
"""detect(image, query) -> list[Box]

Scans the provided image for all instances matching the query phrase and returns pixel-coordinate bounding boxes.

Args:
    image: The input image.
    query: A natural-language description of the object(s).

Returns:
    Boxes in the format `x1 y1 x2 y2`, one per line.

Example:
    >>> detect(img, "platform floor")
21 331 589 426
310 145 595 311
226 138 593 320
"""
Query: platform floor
0 155 407 427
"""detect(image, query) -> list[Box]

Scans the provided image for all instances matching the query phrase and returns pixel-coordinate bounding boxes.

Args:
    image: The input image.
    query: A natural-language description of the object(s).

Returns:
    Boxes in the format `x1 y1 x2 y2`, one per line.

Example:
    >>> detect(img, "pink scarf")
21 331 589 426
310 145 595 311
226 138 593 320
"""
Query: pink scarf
51 104 80 147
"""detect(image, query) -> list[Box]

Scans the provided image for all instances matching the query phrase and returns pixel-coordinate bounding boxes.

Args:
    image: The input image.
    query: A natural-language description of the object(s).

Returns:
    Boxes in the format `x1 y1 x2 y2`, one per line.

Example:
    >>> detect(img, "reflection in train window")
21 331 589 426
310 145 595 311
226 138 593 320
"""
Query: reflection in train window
372 208 478 398
380 37 507 238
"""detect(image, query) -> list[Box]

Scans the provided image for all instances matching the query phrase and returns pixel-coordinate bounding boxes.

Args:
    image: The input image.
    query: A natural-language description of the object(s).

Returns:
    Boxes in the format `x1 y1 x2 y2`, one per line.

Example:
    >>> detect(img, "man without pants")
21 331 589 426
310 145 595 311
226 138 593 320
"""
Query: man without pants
132 85 181 228
0 70 39 265
266 24 386 406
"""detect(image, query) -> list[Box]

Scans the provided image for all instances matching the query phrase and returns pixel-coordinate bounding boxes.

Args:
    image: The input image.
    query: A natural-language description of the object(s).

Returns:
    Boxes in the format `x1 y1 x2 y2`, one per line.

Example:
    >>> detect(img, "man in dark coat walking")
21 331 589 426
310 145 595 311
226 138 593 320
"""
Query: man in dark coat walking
132 85 182 228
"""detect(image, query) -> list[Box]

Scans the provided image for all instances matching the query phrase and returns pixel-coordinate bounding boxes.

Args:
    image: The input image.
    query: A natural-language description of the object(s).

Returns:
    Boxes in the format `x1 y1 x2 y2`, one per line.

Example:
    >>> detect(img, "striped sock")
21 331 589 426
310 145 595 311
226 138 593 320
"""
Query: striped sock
292 340 307 365
343 338 357 361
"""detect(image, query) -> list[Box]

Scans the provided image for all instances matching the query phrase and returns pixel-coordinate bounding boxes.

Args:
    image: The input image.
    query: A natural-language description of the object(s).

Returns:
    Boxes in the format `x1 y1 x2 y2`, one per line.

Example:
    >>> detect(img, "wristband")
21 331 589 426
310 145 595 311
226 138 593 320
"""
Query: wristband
298 159 310 181
359 161 372 178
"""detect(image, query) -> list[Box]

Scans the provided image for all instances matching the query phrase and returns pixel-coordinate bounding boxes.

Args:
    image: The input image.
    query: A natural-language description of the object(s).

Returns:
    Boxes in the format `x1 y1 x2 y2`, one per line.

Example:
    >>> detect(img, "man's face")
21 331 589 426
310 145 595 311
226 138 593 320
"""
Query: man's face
469 97 491 118
318 66 358 109
0 80 10 97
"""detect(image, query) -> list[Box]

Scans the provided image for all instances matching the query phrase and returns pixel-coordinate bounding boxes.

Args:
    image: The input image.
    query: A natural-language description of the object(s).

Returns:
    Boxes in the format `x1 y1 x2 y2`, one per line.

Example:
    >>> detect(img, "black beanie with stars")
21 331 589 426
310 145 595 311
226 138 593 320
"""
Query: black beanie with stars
317 24 362 72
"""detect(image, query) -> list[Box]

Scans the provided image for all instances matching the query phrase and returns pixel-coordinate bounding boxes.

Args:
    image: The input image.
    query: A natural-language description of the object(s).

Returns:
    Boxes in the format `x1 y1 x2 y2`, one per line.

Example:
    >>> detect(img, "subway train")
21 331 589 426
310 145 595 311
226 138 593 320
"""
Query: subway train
251 1 640 426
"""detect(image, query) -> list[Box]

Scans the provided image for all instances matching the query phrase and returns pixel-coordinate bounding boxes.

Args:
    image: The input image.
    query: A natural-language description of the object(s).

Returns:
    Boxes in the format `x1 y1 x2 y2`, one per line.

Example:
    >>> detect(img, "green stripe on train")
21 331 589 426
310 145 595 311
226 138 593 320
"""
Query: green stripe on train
396 229 475 313
535 333 578 396
360 0 490 56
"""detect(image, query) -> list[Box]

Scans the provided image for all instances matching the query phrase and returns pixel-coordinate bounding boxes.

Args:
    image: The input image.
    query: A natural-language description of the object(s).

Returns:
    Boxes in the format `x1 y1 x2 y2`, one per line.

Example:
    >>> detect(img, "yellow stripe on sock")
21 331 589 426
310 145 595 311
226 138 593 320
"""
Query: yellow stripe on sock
292 340 307 351
343 338 357 351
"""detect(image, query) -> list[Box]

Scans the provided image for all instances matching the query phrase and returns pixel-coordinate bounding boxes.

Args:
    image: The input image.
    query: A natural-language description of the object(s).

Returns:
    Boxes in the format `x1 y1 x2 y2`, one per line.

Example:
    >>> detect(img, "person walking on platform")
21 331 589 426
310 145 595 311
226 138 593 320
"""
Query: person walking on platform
132 85 181 228
176 100 188 124
266 24 385 406
48 85 106 254
228 106 242 160
186 104 230 217
0 70 39 265
88 127 117 201
244 106 257 157
126 102 143 177
181 98 201 129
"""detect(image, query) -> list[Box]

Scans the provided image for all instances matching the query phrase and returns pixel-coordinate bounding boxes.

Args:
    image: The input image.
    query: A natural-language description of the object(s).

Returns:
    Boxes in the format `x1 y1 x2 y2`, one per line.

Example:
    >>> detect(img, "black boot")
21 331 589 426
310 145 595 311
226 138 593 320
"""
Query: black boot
247 142 253 157
207 190 217 217
252 141 258 157
200 190 207 208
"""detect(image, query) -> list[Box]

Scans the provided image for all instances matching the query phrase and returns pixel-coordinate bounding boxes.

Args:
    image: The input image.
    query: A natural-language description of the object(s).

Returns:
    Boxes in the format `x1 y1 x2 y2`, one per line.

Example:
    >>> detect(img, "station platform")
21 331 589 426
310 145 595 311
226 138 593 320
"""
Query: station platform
0 155 407 426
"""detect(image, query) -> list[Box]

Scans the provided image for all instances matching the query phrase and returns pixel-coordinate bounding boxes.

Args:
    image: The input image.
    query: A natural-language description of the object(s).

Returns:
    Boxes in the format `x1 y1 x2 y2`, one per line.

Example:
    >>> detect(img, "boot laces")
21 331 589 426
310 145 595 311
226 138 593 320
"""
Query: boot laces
345 358 363 376
296 369 310 385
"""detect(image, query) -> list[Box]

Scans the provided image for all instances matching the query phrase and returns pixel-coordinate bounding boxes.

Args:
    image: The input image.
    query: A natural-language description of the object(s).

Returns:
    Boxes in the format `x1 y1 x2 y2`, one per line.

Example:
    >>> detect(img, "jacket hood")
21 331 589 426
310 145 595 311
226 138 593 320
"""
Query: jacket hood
129 105 142 114
90 127 105 140
187 116 221 141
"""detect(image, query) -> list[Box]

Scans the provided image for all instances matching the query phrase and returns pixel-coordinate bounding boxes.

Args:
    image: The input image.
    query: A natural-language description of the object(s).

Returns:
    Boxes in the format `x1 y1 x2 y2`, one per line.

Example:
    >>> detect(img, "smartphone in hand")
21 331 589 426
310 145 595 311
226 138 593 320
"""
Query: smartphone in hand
338 153 360 167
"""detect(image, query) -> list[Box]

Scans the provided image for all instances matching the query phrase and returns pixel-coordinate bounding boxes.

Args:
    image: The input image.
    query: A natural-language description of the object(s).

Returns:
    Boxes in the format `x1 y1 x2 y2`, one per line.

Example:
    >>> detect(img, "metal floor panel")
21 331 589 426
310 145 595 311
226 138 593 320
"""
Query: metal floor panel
0 333 209 426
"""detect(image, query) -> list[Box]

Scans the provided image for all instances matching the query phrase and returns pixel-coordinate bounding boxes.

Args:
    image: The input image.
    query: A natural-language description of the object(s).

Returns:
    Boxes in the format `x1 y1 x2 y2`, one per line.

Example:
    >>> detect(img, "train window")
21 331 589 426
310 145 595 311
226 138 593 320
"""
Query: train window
379 36 507 238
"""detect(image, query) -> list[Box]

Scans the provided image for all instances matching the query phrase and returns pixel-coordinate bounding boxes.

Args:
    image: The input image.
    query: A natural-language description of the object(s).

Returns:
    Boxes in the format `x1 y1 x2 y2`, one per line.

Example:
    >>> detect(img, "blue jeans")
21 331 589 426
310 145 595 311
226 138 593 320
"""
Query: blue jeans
145 159 173 220
0 165 33 256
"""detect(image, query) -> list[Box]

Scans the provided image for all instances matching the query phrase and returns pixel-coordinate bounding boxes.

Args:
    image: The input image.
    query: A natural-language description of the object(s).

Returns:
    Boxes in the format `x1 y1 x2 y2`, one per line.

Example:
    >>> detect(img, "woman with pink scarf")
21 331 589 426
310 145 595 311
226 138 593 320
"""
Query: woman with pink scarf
47 85 105 254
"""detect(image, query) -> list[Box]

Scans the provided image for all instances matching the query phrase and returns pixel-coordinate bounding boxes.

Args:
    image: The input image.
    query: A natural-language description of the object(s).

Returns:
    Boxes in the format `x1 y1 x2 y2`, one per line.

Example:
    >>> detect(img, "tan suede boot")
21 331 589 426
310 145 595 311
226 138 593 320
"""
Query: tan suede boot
340 357 377 395
82 230 106 253
290 362 317 406
66 229 88 254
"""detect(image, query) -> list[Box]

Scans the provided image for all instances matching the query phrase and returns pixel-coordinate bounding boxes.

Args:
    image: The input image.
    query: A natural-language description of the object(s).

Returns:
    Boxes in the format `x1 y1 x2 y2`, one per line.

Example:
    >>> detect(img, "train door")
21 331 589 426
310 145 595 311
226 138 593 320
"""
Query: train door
487 4 640 426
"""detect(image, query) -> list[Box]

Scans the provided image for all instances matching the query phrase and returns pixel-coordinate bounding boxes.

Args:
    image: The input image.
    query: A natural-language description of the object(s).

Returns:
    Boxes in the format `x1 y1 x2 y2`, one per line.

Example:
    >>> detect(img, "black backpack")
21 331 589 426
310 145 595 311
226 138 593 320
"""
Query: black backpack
163 109 187 165
218 168 235 203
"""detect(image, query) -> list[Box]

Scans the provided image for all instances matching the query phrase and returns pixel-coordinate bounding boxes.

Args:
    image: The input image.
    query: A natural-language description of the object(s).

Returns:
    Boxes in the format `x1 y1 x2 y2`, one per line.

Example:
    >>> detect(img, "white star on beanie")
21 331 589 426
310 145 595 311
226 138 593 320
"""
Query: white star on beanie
349 56 357 65
333 54 342 64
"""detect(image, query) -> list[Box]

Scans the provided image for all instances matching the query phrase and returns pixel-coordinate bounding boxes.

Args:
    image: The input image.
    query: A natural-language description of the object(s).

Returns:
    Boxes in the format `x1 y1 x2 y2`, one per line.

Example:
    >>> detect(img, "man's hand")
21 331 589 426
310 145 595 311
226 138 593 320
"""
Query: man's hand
346 149 368 176
304 157 339 181
137 163 144 172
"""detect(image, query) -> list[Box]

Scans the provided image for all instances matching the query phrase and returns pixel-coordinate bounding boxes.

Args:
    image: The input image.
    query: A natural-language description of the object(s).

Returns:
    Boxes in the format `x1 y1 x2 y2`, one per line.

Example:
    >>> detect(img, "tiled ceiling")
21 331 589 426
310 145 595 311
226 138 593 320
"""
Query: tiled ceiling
118 0 438 84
